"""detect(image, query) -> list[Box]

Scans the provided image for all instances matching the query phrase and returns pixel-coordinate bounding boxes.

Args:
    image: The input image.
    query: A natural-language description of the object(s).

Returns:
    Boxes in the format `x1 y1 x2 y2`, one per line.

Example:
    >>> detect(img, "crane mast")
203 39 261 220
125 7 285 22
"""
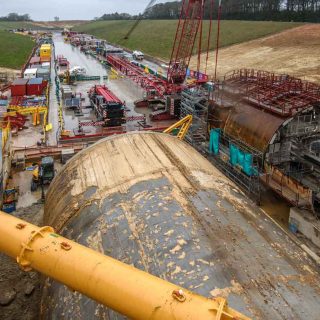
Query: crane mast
167 0 205 85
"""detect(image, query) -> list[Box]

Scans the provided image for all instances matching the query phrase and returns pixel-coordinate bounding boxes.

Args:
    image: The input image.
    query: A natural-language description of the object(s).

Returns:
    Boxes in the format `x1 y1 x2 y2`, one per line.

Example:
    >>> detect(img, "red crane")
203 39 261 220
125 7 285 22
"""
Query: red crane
123 0 212 91
112 0 217 117
167 0 205 86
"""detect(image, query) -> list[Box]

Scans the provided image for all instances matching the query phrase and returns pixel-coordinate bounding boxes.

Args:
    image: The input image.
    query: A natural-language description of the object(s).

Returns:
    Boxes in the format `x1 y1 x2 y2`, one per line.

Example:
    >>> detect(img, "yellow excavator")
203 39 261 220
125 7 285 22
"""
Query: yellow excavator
31 157 55 192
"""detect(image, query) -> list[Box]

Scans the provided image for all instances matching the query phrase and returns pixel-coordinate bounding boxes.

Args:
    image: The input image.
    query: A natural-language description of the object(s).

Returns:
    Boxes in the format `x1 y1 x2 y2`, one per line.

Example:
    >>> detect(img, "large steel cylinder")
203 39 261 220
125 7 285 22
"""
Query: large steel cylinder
42 132 320 319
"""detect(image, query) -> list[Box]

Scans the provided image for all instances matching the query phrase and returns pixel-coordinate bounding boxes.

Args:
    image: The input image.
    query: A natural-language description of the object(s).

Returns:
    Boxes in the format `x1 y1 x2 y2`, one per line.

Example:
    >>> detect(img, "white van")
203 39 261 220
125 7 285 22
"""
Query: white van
70 66 86 76
132 50 144 61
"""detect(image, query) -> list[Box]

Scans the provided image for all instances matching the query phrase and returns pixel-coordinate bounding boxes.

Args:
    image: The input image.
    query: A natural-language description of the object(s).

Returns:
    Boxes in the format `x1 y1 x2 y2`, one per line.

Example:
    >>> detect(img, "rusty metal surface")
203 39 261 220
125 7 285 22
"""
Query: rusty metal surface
43 132 320 319
209 97 286 153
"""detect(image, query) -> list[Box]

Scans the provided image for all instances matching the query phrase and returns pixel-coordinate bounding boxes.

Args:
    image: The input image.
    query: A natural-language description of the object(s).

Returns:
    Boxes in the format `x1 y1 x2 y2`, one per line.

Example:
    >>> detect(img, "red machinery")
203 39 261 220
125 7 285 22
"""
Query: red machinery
167 0 205 86
57 55 69 67
224 69 320 117
4 113 27 131
107 0 213 121
89 85 126 127
106 55 169 99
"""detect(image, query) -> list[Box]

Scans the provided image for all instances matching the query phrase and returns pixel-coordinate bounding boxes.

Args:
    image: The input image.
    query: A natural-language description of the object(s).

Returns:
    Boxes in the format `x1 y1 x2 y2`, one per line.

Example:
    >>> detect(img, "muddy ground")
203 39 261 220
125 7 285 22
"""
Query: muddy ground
0 204 43 320
0 67 20 86
190 24 320 84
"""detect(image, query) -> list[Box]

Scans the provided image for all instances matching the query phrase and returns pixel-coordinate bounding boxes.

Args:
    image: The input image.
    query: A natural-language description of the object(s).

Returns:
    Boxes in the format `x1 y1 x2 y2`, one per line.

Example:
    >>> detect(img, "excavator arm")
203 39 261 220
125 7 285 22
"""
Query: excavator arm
163 114 193 140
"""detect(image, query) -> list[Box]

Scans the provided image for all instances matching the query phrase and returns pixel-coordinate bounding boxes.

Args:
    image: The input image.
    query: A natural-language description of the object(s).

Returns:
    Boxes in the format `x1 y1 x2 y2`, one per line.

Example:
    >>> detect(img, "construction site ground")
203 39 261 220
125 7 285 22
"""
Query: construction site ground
0 67 20 82
190 24 320 84
48 33 174 143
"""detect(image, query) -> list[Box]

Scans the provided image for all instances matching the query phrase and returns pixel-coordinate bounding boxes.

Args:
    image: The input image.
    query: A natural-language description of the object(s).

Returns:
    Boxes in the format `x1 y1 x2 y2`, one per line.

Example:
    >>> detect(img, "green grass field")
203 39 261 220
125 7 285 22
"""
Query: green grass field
0 30 34 69
75 20 302 60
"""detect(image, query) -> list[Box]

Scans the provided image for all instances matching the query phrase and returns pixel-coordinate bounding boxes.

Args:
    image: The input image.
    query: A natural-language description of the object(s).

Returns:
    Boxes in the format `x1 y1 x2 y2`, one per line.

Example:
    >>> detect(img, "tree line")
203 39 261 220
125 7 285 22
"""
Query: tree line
220 0 320 21
0 13 32 21
97 0 320 22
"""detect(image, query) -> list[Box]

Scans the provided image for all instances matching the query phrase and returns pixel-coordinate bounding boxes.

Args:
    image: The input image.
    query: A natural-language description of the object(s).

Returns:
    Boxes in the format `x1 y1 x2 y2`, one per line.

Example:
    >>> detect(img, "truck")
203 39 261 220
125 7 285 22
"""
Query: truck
132 50 144 61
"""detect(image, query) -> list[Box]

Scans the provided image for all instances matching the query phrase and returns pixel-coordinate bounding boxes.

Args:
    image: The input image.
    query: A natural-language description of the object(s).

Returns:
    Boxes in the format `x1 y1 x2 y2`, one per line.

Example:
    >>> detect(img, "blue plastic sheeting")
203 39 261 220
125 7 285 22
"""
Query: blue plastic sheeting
238 149 245 168
243 153 253 176
209 129 221 155
229 144 257 177
230 143 238 165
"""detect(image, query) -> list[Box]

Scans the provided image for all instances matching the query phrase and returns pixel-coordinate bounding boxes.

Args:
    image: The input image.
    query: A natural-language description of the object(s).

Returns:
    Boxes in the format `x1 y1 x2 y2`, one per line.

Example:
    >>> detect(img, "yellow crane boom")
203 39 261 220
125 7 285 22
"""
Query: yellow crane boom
163 114 193 140
0 211 250 320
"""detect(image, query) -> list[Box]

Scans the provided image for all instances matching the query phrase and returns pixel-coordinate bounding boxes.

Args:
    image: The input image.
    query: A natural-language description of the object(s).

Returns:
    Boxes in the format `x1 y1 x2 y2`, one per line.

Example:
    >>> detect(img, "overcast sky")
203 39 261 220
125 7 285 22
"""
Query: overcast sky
1 0 175 21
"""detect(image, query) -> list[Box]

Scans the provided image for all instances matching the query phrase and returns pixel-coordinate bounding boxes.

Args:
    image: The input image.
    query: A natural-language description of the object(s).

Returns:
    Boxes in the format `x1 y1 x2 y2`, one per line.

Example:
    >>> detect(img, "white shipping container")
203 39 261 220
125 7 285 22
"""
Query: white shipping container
42 62 51 69
24 68 38 79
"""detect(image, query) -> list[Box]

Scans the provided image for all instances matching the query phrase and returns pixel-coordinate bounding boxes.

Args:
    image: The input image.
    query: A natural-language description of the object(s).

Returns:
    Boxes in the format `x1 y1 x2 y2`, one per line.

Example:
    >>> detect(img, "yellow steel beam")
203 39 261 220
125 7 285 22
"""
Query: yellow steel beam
163 115 193 140
4 106 48 117
1 122 10 150
0 211 250 320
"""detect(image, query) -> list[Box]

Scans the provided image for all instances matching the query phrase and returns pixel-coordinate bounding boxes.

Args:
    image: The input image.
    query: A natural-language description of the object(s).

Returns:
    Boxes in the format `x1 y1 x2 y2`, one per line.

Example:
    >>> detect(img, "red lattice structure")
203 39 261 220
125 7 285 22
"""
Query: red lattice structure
167 0 204 85
106 55 171 98
224 69 320 117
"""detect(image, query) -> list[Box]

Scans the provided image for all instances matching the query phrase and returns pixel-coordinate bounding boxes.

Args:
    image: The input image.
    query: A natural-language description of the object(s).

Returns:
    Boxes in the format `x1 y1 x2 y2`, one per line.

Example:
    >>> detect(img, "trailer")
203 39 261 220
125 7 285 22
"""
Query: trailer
89 85 126 127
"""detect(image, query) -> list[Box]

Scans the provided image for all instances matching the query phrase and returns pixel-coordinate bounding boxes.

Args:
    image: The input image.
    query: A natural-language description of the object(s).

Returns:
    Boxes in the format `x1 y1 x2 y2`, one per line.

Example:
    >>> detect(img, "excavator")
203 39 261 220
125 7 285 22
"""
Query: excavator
31 157 55 192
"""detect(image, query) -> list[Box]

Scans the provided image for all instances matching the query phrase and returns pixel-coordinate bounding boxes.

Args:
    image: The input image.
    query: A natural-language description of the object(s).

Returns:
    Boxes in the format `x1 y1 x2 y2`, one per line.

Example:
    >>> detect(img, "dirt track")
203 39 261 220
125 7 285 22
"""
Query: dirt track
190 24 320 84
33 20 87 29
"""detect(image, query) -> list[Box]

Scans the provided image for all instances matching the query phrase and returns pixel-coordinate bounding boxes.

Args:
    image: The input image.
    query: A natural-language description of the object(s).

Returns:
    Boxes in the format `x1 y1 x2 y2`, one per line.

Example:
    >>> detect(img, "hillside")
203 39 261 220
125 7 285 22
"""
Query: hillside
0 30 34 69
74 20 302 60
190 24 320 84
0 21 47 30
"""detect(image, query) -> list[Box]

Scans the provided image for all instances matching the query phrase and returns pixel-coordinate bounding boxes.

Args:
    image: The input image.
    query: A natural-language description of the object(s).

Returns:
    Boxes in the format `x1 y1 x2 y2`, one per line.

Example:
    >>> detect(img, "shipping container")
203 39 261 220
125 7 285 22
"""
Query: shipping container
40 44 51 58
29 63 42 69
11 78 28 96
29 56 40 64
27 77 44 96
36 68 50 81
40 56 51 63
61 85 73 99
24 68 38 79
41 62 51 69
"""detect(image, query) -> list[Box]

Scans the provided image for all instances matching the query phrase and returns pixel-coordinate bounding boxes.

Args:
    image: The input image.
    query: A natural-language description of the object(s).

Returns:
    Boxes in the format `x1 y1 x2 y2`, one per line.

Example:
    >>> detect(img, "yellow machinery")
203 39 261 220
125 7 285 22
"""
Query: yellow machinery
4 106 48 127
31 157 55 191
2 122 10 150
110 67 121 80
40 44 51 59
163 114 193 140
0 211 250 320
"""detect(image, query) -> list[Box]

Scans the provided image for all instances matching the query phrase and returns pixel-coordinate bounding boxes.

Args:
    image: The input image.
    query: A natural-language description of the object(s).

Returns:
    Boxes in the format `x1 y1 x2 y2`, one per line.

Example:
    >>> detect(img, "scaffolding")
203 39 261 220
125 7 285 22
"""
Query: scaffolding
180 87 208 145
208 128 262 203
221 69 320 213
225 69 320 117
180 86 261 202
